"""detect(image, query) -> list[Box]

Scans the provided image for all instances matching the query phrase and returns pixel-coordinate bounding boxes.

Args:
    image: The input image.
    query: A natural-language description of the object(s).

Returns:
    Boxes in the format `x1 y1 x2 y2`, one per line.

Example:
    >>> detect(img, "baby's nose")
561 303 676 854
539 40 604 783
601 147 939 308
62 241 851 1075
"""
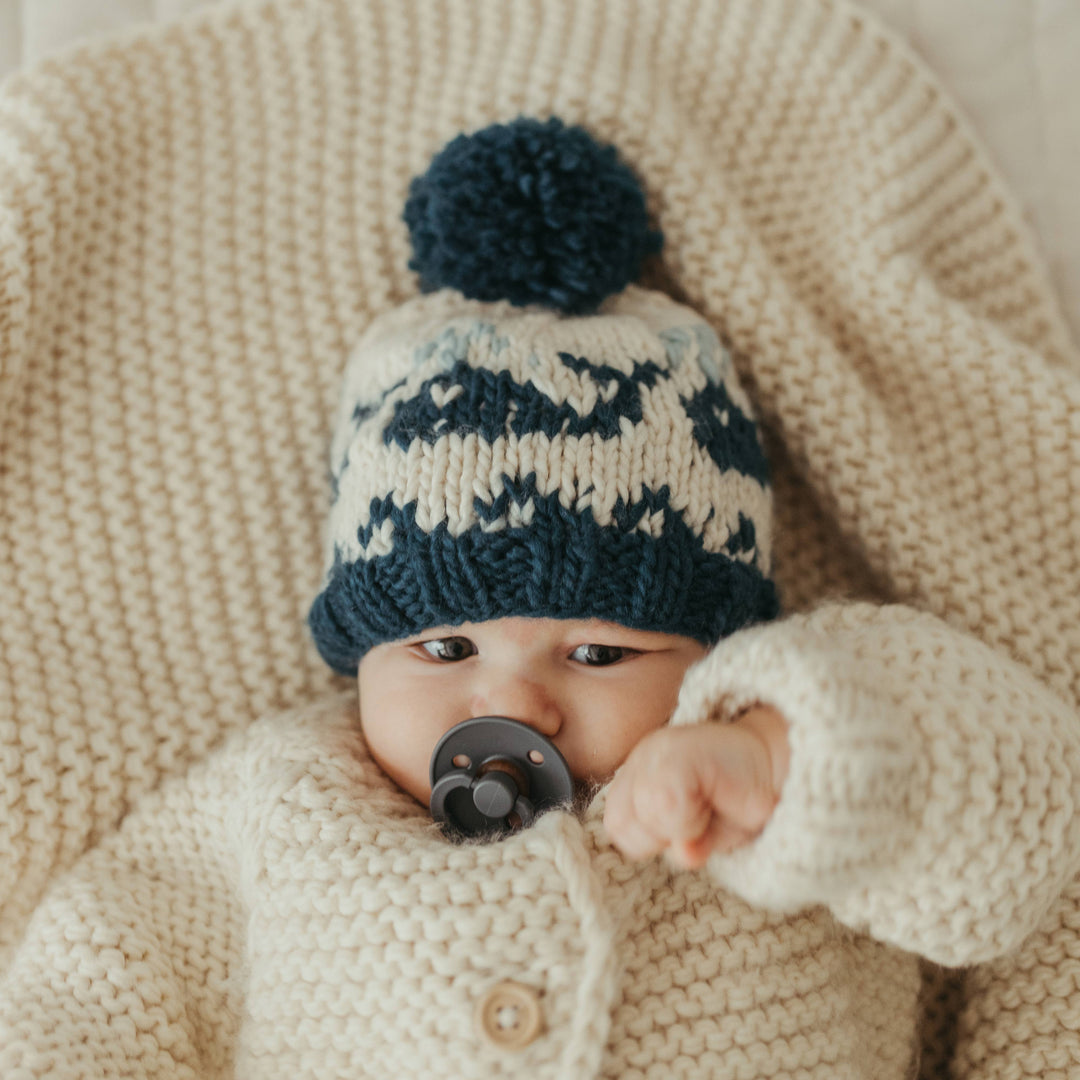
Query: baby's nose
469 675 563 737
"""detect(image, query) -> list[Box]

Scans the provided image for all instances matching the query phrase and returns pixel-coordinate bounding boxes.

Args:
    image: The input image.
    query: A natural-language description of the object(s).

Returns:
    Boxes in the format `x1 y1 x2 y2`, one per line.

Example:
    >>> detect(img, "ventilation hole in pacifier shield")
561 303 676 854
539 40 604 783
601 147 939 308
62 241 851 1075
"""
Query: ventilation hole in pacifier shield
527 750 544 765
452 754 472 769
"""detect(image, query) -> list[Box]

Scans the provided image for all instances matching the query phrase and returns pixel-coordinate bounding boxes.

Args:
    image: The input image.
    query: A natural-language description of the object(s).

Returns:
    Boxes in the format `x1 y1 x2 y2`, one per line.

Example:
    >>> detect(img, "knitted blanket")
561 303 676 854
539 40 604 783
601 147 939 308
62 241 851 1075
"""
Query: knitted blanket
1 0 1078 1075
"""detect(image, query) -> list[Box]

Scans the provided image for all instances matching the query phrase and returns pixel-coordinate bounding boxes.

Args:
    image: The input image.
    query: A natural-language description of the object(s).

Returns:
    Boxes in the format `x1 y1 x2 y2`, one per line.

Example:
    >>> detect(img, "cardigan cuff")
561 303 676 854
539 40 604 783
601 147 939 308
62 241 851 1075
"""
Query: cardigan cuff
669 612 920 912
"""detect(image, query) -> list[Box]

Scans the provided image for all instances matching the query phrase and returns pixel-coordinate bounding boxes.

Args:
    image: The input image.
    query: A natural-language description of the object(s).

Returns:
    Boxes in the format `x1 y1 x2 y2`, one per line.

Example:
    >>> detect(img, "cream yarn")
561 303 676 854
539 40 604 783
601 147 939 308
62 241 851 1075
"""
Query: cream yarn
2 0 1079 1076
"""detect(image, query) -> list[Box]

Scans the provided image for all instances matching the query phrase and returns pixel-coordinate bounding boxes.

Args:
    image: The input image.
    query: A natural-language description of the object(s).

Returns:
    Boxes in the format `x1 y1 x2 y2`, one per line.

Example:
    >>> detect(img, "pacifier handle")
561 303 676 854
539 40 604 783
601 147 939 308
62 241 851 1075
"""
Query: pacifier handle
470 769 535 825
429 716 573 838
429 767 536 829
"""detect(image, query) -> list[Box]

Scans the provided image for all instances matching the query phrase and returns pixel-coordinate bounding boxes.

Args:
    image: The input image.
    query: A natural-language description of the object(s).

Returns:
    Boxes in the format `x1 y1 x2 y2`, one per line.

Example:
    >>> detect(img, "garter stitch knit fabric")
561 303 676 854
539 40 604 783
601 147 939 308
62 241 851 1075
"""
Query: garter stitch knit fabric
1 0 1080 1078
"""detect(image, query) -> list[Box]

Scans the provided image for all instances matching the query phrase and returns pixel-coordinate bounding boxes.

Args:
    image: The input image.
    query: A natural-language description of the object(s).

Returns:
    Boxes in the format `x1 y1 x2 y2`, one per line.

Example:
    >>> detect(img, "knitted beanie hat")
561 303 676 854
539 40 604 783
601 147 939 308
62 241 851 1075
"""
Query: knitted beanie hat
309 118 779 676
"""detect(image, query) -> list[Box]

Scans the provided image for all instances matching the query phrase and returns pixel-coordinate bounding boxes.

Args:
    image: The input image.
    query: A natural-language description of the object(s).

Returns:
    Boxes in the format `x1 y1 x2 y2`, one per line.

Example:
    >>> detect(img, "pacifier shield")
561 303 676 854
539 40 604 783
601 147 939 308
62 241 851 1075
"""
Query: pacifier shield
429 717 574 838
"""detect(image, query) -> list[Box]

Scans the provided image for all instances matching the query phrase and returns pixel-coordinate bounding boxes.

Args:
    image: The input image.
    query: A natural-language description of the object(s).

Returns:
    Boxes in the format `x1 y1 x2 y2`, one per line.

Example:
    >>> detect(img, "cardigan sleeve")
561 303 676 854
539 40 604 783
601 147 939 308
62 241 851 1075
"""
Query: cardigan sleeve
0 730 249 1080
670 601 1080 968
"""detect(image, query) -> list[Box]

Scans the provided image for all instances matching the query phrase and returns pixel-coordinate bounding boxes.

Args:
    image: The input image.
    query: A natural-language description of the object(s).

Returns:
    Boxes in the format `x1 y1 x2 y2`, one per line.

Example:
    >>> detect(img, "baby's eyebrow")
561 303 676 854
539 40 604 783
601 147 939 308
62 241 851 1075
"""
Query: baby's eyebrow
567 630 661 649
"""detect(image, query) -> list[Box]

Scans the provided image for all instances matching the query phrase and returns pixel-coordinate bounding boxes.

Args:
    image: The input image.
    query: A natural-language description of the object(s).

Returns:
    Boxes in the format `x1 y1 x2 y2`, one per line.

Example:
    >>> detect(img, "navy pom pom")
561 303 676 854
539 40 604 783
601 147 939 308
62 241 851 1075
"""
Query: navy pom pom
403 117 663 315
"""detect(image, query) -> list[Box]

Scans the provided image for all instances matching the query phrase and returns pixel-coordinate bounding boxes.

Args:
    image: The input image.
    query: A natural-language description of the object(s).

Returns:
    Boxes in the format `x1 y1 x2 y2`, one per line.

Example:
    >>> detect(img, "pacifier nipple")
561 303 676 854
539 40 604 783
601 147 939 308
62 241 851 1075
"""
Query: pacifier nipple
429 717 574 838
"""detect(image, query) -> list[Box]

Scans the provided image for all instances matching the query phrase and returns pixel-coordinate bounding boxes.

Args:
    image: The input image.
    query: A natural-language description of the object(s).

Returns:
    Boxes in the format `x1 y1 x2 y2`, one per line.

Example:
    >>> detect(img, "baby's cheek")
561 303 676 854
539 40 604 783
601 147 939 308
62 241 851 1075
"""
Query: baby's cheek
603 657 698 770
358 683 449 807
626 676 683 734
574 692 671 784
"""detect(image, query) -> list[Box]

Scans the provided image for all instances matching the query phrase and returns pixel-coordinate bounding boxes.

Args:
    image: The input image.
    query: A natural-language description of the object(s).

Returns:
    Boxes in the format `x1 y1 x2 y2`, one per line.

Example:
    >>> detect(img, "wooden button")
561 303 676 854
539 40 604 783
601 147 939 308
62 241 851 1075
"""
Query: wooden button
475 980 544 1051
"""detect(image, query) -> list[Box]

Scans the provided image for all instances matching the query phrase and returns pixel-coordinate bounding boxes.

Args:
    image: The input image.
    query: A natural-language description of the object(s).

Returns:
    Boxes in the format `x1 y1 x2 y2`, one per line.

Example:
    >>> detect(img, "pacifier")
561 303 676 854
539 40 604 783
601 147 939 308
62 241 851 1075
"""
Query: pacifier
429 716 575 838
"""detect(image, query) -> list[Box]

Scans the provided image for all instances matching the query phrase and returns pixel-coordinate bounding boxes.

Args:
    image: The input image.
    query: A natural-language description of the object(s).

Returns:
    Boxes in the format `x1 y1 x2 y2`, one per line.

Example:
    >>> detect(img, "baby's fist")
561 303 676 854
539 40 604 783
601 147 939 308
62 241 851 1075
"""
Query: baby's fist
603 705 789 869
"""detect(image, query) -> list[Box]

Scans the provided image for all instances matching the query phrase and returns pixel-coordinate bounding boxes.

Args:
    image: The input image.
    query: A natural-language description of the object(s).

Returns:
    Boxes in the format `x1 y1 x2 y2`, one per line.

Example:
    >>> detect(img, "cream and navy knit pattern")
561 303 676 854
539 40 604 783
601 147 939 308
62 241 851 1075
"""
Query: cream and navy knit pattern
309 284 777 673
3 0 1080 1077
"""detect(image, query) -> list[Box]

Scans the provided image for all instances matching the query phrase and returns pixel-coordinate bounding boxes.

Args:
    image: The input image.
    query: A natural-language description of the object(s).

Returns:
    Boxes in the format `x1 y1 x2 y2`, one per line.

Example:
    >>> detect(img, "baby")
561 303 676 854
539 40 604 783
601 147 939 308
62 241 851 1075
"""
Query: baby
307 115 787 866
9 117 1073 1080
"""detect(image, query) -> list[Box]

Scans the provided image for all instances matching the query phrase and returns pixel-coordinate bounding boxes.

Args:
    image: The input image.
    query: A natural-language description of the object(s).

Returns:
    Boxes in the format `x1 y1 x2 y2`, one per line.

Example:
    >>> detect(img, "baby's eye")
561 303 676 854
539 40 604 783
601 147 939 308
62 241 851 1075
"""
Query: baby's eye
419 636 477 662
571 643 635 666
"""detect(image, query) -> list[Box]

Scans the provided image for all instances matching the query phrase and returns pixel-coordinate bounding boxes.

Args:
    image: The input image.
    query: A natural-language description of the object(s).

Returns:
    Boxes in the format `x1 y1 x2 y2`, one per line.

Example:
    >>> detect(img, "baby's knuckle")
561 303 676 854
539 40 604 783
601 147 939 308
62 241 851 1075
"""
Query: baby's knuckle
646 781 688 832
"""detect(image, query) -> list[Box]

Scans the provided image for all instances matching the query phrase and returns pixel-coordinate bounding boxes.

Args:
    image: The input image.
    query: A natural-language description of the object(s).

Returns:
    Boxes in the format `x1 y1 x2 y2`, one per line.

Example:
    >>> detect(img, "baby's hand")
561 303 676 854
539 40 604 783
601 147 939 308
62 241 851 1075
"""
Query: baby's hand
603 705 789 869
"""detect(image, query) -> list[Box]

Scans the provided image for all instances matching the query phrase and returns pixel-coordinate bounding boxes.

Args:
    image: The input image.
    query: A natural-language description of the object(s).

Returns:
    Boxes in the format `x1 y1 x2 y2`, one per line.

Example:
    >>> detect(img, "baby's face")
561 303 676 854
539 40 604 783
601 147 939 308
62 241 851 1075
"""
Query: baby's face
357 617 707 806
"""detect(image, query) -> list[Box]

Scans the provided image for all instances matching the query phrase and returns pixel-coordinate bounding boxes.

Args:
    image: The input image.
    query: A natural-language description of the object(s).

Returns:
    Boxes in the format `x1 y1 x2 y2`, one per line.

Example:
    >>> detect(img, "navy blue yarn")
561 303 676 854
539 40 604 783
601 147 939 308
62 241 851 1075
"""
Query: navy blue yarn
308 486 779 676
384 356 662 447
725 513 757 556
680 385 771 486
379 355 766 485
403 117 663 315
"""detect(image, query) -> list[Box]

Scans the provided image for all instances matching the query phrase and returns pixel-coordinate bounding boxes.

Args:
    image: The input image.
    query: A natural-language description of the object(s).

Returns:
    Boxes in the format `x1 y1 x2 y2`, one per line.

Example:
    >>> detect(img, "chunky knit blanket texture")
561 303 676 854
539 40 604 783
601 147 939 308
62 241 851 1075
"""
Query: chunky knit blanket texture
1 0 1079 1076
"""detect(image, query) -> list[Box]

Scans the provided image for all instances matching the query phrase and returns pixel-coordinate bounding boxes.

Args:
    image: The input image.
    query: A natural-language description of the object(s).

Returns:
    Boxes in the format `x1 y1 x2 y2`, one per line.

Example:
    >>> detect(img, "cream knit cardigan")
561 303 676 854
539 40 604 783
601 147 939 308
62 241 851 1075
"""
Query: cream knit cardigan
1 0 1079 1076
